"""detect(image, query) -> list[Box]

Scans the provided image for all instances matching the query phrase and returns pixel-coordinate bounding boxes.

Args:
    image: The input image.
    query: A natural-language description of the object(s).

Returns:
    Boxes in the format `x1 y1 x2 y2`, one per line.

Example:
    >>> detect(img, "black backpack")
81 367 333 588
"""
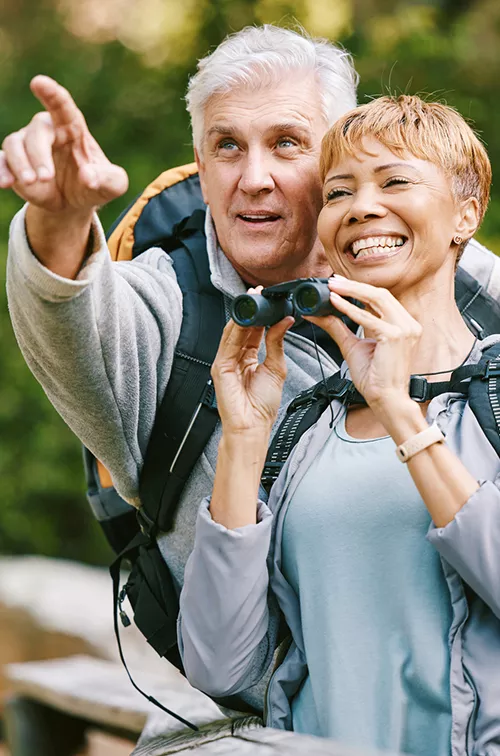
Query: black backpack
84 163 500 727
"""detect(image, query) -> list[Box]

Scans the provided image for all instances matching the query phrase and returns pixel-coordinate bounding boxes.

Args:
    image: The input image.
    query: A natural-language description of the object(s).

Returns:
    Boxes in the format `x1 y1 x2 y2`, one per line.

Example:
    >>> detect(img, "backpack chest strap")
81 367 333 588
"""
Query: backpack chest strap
262 368 473 494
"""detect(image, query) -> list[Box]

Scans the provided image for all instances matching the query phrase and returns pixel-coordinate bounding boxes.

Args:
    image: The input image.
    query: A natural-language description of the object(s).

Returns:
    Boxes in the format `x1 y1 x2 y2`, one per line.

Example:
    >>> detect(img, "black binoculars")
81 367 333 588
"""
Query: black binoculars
231 277 342 327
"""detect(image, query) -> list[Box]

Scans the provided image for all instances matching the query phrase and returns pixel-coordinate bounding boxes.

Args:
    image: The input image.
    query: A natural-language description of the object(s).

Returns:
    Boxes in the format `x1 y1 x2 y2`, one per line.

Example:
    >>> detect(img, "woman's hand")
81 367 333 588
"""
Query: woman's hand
211 301 294 438
305 276 422 414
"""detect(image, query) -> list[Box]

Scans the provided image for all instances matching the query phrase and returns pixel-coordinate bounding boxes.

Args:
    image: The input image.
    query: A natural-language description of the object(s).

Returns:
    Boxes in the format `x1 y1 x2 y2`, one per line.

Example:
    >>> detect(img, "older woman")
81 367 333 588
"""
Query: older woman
178 95 500 756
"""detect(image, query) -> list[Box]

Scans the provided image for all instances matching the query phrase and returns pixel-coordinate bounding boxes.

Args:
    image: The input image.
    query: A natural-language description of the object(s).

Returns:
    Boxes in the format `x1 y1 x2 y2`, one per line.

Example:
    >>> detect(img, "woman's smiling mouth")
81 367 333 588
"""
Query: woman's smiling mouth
347 235 407 261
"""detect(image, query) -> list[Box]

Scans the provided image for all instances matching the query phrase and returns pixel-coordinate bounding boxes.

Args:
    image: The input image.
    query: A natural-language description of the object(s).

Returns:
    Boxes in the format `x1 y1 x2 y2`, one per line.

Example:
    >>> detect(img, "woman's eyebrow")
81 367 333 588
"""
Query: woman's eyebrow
325 162 421 185
374 162 420 174
324 173 353 185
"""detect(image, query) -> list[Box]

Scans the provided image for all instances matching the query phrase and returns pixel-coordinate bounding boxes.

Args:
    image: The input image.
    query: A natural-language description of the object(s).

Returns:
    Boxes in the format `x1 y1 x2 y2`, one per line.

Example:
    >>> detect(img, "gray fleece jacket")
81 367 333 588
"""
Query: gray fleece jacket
179 337 500 756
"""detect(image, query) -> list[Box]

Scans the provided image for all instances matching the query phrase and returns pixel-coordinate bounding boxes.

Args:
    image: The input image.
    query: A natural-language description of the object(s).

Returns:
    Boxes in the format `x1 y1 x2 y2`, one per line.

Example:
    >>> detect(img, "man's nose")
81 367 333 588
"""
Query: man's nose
238 151 275 195
346 187 387 224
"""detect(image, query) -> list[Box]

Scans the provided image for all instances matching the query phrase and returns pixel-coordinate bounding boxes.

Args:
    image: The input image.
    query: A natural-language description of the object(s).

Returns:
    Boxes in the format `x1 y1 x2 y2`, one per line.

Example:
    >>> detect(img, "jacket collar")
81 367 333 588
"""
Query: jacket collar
204 207 248 299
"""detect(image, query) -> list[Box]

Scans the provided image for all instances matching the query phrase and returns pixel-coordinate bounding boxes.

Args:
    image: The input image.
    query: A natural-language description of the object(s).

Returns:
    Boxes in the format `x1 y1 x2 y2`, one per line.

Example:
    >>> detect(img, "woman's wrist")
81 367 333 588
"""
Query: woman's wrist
371 394 428 445
211 430 271 529
219 428 271 464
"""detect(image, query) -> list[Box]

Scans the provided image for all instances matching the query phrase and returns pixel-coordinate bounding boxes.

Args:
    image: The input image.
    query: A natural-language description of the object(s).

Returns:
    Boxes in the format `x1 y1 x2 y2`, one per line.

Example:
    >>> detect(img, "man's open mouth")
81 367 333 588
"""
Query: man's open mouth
237 213 281 224
347 235 407 259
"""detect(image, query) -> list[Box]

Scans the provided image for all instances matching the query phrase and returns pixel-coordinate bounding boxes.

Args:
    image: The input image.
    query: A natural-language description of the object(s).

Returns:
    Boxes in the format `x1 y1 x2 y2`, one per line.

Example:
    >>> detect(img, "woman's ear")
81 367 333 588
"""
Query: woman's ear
455 196 480 242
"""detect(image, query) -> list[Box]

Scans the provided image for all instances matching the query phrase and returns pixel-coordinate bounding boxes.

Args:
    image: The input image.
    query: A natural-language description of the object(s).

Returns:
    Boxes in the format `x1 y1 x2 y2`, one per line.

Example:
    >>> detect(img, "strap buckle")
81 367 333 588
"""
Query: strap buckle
409 376 430 403
483 359 500 381
200 379 218 410
136 507 157 539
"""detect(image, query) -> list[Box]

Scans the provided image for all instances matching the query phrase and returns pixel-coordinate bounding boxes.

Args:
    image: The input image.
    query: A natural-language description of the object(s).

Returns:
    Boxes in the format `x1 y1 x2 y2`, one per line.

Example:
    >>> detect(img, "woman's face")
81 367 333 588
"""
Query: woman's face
318 137 465 294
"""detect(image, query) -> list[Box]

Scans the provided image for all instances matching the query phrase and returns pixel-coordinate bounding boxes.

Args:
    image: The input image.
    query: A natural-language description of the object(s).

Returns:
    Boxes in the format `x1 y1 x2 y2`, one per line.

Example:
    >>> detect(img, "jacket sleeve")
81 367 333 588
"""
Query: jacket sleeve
427 478 500 618
6 206 183 506
178 499 274 698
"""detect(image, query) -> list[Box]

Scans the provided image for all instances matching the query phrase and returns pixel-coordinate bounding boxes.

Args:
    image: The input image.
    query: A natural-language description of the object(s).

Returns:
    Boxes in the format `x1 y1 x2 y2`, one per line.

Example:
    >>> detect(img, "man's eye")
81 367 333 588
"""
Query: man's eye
218 140 239 151
276 138 296 149
325 188 349 201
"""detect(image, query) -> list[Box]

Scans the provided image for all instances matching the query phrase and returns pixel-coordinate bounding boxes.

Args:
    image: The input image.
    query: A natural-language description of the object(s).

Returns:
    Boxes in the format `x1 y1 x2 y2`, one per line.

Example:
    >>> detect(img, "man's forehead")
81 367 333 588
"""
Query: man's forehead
202 77 325 138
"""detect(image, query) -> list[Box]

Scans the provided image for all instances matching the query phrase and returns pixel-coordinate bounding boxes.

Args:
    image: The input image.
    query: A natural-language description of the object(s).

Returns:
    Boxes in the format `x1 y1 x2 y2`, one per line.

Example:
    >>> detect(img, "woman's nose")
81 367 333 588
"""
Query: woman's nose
238 152 275 195
346 187 386 224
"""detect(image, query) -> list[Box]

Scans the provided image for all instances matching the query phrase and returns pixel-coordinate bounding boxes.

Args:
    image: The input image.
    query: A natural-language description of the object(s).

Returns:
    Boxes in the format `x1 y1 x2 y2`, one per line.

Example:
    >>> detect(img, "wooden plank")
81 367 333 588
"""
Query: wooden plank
234 726 404 755
5 656 225 735
133 717 406 755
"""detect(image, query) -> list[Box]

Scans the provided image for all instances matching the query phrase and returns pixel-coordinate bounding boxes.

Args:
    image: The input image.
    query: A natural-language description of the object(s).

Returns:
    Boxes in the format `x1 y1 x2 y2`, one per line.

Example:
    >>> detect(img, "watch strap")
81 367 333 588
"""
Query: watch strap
395 422 445 462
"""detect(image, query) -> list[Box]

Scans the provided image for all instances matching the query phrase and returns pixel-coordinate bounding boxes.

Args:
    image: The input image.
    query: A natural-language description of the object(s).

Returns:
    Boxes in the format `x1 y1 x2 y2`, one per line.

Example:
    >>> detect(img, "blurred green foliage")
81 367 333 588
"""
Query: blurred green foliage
0 0 498 564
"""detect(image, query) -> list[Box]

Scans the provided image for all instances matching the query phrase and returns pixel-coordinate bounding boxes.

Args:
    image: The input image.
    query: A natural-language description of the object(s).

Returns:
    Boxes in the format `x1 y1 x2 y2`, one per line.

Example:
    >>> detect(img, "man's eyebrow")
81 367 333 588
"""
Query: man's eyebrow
325 162 420 185
206 125 237 139
268 122 310 134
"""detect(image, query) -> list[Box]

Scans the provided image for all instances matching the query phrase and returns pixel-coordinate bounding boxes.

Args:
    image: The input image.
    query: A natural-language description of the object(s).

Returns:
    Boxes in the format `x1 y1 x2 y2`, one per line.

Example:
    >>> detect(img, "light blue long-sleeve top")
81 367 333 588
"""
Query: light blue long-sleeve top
281 412 453 755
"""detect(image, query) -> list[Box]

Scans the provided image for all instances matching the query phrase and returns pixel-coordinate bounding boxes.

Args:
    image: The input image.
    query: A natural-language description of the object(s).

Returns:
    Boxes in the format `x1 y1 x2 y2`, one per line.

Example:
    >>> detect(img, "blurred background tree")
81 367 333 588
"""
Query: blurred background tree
0 0 498 564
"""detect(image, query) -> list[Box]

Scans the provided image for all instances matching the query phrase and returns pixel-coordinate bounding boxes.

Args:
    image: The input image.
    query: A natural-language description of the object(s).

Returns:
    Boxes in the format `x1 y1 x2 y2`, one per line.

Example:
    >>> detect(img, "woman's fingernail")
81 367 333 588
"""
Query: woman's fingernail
332 274 348 280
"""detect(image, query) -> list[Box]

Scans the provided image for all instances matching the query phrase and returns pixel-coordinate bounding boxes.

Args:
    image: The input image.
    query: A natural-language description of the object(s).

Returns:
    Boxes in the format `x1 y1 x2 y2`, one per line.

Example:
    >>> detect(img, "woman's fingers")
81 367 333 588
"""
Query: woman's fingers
329 276 410 323
214 320 263 366
263 316 294 379
306 313 360 359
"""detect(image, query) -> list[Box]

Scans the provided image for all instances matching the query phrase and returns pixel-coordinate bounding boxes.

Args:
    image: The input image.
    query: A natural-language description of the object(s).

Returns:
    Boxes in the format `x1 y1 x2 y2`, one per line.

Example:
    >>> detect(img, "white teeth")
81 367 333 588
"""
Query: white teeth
241 214 276 221
351 235 405 256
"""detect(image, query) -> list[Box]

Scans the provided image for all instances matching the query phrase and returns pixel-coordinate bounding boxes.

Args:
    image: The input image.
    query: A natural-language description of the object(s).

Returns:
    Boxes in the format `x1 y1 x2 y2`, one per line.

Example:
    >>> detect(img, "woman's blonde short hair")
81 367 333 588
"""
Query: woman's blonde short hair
320 95 491 230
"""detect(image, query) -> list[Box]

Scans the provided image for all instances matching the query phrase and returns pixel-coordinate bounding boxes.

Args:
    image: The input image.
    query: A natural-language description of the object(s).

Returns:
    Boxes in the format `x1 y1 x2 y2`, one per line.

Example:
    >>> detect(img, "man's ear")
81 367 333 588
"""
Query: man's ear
195 147 209 204
456 196 480 241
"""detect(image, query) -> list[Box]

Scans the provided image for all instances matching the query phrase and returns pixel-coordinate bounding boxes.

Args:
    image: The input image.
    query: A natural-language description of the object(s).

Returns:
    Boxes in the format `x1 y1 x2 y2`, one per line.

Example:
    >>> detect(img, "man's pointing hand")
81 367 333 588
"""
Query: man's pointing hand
0 75 128 214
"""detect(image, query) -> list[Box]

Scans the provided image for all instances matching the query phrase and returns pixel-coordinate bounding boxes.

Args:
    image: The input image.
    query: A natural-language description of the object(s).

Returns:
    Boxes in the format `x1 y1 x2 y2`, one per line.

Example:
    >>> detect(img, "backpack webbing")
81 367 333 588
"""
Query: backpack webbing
262 341 500 493
137 208 226 535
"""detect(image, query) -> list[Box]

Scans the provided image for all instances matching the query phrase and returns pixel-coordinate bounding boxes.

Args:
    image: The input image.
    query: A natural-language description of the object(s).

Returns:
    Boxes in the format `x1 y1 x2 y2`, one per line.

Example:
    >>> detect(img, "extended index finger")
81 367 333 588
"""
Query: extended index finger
30 75 84 130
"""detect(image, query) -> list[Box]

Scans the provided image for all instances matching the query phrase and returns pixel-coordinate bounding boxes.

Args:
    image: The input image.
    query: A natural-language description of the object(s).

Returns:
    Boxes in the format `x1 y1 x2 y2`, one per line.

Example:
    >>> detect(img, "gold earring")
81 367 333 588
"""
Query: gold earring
454 235 463 245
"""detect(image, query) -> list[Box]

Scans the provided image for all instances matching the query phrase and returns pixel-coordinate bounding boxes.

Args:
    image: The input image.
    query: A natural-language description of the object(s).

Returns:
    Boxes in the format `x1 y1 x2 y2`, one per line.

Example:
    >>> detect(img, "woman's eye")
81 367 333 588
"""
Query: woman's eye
325 188 350 201
384 177 410 188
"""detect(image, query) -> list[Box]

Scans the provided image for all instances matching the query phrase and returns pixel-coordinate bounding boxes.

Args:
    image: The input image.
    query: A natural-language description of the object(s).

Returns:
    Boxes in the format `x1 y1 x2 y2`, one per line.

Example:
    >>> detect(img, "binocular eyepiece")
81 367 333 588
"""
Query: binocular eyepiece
231 278 341 327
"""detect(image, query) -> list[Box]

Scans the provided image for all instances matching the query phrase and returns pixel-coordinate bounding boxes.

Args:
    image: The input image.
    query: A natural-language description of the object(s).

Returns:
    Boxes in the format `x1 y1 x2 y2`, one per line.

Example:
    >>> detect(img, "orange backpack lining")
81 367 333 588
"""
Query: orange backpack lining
107 162 199 263
96 162 199 491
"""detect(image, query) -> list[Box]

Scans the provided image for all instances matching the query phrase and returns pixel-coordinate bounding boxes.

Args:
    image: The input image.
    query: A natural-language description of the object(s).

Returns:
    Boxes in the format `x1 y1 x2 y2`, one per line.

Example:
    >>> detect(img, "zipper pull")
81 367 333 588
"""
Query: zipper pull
118 586 131 628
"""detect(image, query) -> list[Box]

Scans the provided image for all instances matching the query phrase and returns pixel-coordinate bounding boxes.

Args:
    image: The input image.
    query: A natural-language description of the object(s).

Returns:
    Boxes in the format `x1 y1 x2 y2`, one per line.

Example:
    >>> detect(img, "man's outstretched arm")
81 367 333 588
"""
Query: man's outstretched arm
3 77 183 505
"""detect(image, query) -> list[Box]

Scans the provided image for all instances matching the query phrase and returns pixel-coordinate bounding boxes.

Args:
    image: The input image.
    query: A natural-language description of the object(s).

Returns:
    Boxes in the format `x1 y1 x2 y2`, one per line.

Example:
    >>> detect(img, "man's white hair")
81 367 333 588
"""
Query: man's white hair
186 24 359 156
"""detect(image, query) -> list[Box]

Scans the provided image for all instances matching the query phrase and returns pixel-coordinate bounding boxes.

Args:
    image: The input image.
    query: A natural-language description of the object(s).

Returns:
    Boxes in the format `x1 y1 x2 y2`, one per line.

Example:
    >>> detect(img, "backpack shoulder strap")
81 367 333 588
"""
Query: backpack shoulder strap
138 209 225 535
261 358 483 493
455 265 500 339
468 341 500 455
107 163 203 261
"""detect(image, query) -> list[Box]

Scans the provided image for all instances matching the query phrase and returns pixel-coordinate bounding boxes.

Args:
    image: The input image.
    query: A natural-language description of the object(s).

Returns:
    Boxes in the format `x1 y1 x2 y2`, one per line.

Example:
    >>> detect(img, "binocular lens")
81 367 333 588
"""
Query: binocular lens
294 286 320 314
233 297 258 325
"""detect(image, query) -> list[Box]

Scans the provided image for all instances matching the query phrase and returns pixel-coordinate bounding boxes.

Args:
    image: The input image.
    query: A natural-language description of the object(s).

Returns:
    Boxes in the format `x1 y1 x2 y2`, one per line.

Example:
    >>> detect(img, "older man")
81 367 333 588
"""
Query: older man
2 24 361 709
2 24 499 719
3 29 356 524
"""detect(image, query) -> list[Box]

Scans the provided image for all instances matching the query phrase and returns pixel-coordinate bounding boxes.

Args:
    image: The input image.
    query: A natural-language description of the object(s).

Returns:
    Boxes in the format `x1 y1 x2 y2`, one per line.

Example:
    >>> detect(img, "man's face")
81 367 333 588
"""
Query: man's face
196 75 329 286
